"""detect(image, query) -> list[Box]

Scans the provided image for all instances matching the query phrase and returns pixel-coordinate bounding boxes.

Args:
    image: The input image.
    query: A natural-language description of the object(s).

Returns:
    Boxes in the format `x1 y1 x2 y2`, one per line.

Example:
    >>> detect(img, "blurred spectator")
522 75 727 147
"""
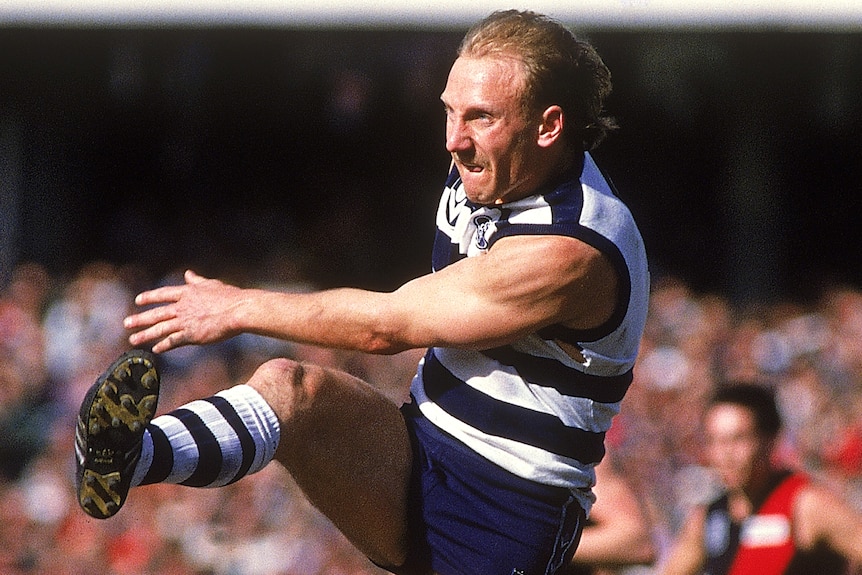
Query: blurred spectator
657 383 862 575
0 263 53 480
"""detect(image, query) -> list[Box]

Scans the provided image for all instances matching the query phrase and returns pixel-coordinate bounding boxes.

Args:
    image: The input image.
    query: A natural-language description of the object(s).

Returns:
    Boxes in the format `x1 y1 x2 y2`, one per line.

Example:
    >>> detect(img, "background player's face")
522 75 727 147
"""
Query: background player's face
441 55 545 206
704 404 770 492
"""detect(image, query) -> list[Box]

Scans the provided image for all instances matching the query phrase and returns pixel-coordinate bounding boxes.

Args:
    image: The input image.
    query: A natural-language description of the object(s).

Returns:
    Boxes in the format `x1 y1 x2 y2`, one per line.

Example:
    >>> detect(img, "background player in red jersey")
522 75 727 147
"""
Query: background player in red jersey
659 383 862 575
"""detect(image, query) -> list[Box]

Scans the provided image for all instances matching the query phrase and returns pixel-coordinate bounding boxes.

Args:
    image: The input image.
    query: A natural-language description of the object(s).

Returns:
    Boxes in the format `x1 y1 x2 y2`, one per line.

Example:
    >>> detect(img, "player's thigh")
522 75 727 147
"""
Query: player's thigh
247 358 413 566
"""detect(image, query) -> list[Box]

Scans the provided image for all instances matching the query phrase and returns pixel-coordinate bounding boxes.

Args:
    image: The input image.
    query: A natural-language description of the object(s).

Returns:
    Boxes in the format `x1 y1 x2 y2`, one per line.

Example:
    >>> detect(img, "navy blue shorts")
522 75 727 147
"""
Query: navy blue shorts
388 402 585 575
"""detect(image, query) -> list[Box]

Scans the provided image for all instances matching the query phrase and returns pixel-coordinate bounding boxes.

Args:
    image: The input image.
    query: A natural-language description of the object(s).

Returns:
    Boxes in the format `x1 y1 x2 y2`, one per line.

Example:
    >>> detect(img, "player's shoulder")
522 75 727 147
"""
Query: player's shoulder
794 479 844 517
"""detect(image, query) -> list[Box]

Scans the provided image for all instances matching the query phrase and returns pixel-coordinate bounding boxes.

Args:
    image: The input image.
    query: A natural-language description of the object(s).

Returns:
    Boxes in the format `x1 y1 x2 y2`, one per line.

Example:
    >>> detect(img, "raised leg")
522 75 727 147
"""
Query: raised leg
247 358 414 569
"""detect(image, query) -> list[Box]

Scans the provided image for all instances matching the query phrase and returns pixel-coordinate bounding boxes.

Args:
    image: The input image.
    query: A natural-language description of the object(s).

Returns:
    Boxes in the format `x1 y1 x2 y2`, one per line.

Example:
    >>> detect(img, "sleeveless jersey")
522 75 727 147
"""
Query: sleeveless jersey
703 472 848 575
409 152 650 513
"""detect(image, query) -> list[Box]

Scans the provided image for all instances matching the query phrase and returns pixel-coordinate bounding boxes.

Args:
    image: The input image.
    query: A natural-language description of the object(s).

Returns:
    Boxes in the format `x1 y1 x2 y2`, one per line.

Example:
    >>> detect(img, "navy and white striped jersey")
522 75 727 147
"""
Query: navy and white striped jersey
409 152 650 513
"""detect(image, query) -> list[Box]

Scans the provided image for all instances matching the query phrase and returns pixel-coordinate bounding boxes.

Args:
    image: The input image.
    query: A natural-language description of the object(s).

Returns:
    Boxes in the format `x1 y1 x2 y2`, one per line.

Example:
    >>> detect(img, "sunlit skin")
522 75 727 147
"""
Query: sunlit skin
441 55 569 206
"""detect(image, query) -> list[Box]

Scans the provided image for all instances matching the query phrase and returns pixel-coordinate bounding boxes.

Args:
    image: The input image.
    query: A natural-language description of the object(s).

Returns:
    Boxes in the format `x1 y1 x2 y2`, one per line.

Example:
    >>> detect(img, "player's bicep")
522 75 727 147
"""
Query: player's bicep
492 234 619 329
390 235 616 349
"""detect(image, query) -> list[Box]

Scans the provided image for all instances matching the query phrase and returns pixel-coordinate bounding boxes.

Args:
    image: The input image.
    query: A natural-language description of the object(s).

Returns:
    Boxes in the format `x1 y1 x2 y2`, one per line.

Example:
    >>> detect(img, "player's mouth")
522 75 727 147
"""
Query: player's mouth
458 160 484 173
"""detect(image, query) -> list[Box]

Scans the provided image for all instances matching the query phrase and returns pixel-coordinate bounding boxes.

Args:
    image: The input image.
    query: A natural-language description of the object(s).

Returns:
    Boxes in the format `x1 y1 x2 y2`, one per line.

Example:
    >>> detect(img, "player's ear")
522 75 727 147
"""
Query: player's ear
537 105 564 148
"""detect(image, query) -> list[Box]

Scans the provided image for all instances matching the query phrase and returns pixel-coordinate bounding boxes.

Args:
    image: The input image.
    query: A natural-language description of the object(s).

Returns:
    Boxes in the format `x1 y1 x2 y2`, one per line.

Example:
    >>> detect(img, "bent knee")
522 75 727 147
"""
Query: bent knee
247 357 300 390
246 358 329 418
246 358 301 414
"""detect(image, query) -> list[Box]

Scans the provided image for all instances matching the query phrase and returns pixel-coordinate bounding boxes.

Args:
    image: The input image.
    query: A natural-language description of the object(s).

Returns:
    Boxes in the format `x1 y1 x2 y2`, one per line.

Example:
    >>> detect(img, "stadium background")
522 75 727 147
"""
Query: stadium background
0 3 861 574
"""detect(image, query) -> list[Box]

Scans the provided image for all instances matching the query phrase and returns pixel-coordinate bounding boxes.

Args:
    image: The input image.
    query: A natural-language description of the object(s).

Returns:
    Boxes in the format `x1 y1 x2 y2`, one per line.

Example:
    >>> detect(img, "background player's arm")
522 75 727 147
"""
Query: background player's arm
794 483 862 564
126 234 618 355
657 506 707 575
570 463 656 568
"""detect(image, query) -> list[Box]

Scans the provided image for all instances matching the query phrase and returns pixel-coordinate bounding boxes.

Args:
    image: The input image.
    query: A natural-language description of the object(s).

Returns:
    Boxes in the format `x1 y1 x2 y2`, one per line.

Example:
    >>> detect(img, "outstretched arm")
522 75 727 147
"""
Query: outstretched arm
125 234 618 355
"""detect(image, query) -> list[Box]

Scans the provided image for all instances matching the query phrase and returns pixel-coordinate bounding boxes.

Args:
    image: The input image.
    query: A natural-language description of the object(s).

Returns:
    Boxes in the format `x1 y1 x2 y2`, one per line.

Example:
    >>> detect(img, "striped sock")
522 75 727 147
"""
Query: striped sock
130 384 280 488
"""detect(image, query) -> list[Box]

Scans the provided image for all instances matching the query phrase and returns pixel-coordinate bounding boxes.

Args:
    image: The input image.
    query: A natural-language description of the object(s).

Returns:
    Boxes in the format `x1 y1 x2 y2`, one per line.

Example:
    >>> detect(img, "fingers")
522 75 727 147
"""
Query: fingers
126 315 182 349
151 333 184 354
125 290 182 351
133 270 207 306
124 302 175 330
134 285 185 307
127 318 189 354
124 270 213 353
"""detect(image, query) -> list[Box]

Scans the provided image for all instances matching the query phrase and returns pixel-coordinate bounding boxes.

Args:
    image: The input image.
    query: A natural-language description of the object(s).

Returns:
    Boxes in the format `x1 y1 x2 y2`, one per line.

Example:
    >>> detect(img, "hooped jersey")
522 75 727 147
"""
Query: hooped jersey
409 152 650 513
703 472 848 575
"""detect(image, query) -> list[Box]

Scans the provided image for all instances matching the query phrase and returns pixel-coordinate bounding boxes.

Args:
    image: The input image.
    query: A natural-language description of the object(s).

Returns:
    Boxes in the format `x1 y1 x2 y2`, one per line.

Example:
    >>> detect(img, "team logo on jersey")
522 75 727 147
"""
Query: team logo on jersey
474 215 494 249
472 208 501 251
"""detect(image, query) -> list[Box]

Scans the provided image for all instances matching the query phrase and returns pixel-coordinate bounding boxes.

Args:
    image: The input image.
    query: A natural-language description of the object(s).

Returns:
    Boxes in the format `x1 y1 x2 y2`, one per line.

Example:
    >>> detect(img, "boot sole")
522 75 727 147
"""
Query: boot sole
76 351 159 518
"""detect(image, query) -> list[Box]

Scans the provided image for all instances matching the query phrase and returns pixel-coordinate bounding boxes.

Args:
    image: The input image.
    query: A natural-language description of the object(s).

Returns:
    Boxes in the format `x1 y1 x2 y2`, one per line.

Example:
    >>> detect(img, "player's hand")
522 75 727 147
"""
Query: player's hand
125 270 243 353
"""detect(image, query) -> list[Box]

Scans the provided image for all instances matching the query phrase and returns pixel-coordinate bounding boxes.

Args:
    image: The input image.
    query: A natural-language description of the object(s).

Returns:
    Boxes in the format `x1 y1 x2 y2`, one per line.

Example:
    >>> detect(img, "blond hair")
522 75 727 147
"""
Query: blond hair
459 10 616 151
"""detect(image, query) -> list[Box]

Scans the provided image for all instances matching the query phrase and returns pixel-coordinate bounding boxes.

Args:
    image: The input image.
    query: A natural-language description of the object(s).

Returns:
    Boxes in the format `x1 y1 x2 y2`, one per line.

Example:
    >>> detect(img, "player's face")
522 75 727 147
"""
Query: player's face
704 404 771 492
441 56 545 205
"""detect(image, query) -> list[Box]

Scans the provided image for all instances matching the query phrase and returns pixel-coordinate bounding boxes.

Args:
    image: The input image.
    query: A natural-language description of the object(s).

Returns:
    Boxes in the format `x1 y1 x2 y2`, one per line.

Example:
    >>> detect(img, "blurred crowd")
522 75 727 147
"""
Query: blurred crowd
1 259 862 574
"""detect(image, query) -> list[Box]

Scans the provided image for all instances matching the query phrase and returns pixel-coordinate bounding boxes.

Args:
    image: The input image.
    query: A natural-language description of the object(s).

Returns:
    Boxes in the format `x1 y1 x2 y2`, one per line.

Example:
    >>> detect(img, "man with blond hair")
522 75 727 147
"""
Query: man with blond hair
76 11 649 575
